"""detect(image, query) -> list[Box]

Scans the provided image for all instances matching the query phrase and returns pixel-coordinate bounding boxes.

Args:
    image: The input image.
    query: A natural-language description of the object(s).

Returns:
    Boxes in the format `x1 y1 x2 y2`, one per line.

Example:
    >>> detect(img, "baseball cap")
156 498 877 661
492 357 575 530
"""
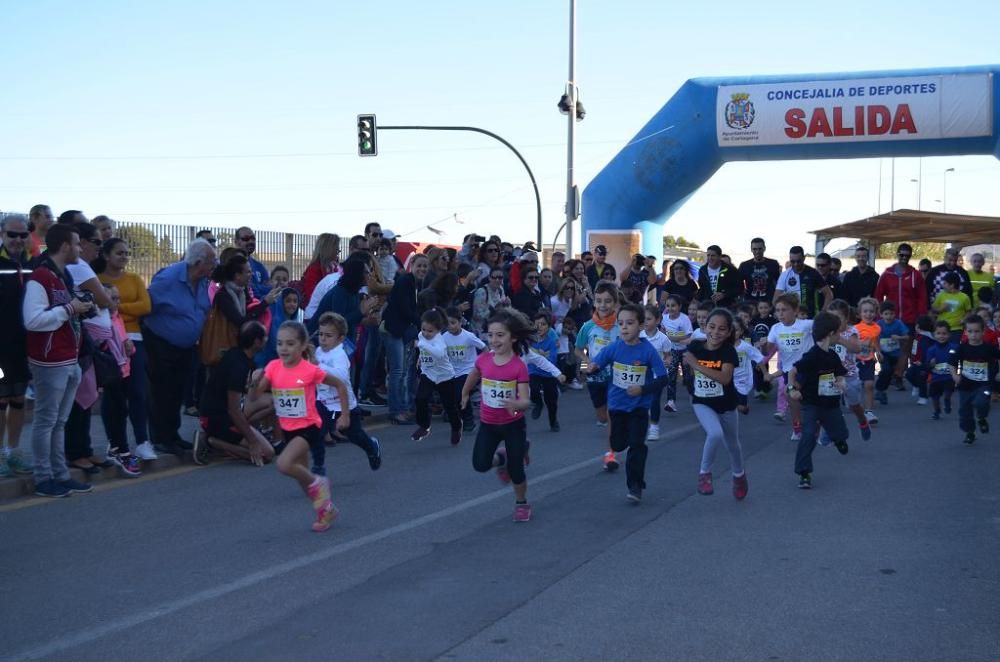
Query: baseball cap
519 251 539 263
522 241 538 252
594 244 607 255
382 229 396 239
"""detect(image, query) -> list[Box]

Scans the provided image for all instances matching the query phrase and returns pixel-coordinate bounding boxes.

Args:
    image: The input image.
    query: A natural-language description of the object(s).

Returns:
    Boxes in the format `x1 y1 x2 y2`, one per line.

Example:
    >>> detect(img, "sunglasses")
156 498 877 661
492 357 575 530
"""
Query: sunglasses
490 275 503 280
238 235 255 242
369 232 382 238
524 275 538 280
5 231 29 239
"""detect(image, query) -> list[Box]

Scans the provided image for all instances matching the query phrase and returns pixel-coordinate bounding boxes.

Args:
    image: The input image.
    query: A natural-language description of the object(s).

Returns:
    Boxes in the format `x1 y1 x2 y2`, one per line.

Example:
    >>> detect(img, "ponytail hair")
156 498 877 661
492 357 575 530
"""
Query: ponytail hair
421 306 447 331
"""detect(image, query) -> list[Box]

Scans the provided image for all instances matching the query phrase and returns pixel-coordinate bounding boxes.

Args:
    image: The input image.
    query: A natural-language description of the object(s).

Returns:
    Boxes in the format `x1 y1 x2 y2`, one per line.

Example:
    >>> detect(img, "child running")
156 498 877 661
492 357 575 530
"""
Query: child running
731 317 763 415
874 301 909 404
764 294 814 440
586 304 668 502
933 272 972 343
640 304 672 439
661 294 693 413
926 320 958 419
462 309 534 521
314 312 383 472
949 314 1000 444
905 315 935 405
750 300 777 399
575 281 621 470
257 321 350 532
824 299 873 442
788 312 850 489
529 311 562 431
685 308 748 499
443 307 486 432
854 297 883 424
413 307 462 445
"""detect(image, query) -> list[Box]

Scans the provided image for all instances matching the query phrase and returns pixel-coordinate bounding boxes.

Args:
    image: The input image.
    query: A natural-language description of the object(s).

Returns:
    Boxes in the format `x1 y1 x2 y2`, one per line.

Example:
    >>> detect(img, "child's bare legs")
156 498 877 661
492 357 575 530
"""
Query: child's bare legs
849 403 866 425
276 437 315 490
863 380 875 411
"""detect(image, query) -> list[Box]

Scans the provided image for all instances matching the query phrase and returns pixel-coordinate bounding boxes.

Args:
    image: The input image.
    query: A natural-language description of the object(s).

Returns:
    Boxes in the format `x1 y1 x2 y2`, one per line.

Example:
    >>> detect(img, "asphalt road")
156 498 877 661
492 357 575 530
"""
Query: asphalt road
2 387 998 662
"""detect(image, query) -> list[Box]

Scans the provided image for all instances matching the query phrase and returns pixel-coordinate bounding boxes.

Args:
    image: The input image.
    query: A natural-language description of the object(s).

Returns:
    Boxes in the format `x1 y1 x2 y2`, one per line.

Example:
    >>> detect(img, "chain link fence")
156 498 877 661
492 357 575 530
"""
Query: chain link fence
0 212 352 283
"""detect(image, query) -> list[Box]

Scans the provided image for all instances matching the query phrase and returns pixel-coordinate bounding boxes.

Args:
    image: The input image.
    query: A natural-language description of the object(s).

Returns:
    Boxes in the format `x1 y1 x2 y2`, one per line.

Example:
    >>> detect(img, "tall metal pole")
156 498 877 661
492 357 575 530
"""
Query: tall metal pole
565 0 577 258
890 158 895 210
917 157 922 210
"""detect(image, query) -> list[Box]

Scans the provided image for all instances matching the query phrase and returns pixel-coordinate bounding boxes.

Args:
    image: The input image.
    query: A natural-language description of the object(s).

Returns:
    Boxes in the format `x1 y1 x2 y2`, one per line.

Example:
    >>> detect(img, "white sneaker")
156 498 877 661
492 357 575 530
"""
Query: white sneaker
773 411 786 422
595 419 608 427
646 423 660 441
135 441 158 460
790 431 802 441
865 410 879 425
568 381 584 391
916 397 928 406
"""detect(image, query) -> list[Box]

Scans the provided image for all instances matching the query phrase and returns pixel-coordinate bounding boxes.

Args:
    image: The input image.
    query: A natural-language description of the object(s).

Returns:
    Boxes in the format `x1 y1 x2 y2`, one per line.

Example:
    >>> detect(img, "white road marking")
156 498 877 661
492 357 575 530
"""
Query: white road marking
8 422 702 662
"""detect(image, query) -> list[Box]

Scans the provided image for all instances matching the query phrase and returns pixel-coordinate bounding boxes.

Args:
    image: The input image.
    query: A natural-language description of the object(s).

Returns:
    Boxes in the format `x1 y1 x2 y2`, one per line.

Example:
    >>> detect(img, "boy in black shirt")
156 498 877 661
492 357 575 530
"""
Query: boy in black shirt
788 312 849 489
948 314 1000 445
750 300 777 399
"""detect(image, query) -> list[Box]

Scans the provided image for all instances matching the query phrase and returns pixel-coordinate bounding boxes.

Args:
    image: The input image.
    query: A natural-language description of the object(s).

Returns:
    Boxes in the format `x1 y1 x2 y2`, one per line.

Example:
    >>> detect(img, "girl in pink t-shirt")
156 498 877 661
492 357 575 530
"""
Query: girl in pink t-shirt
461 309 534 522
258 321 350 532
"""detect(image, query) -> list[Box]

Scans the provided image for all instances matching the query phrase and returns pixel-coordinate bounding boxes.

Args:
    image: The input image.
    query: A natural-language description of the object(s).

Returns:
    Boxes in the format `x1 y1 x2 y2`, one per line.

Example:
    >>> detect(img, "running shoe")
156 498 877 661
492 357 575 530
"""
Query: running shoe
875 390 888 405
646 423 660 441
450 429 462 446
306 476 331 511
568 380 584 390
964 432 976 445
33 479 69 498
916 397 928 406
865 410 878 425
931 410 941 421
798 473 812 489
893 376 906 391
495 450 511 484
312 501 338 532
663 400 677 413
135 441 159 460
978 418 990 434
360 394 388 407
192 429 211 466
57 479 92 494
550 421 560 432
697 472 714 495
513 503 532 522
5 451 31 475
109 451 142 478
860 422 872 440
411 427 431 442
834 439 849 455
627 487 643 503
790 423 802 442
367 437 382 471
773 411 786 423
603 451 619 472
944 400 952 414
732 473 749 500
817 429 832 447
595 420 608 427
531 402 543 420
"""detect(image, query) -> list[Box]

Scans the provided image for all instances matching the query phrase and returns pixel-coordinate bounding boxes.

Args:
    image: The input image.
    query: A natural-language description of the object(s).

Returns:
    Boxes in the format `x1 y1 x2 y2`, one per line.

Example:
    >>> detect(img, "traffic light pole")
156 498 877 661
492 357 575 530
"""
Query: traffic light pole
377 125 542 249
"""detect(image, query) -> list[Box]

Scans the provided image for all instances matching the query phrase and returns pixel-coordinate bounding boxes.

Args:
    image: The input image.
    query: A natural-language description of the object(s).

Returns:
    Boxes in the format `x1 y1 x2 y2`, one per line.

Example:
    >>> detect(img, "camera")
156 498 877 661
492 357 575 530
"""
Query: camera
77 290 98 319
472 234 486 244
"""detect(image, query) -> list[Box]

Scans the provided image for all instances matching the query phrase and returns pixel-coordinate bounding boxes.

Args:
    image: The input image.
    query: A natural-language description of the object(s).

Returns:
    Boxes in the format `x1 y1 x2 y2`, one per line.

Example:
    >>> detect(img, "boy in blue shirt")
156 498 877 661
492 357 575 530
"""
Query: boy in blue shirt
926 321 958 420
585 303 668 503
529 311 562 431
575 281 621 470
874 301 909 404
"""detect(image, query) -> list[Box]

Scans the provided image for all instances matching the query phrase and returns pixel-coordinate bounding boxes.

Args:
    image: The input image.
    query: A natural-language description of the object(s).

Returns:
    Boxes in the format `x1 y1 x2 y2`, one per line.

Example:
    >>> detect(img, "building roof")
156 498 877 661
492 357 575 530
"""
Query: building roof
811 210 1000 247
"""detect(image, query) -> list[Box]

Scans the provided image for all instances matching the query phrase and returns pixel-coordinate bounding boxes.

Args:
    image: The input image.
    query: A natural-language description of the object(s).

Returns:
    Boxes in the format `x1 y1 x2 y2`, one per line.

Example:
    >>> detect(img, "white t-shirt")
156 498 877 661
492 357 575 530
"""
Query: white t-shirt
66 261 111 328
417 332 456 384
315 344 358 412
776 268 803 299
640 329 672 362
662 313 693 345
550 295 571 324
733 339 764 395
691 328 707 342
442 328 485 376
305 272 342 320
707 265 722 293
767 319 814 369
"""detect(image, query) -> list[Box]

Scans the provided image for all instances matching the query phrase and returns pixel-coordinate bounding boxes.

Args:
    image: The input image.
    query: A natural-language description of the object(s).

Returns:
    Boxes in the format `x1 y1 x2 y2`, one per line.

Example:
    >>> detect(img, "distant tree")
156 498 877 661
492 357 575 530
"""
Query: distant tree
117 225 157 259
876 242 948 262
663 235 677 250
675 236 700 249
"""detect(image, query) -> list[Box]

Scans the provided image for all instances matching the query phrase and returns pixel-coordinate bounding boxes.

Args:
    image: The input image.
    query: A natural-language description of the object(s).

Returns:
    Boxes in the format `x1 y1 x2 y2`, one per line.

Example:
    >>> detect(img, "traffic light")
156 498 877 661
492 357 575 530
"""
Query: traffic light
357 114 377 157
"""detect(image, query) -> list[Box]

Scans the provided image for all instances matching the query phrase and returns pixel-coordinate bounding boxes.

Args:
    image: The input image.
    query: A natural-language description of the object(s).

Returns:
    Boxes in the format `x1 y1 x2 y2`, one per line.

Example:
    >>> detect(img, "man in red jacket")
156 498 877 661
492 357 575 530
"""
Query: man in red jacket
22 224 96 498
874 243 928 382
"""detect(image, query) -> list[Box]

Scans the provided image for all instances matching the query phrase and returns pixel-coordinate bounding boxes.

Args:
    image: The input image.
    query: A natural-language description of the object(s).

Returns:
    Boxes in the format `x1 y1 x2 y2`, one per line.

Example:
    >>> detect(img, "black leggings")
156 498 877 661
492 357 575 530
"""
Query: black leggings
451 376 475 424
416 375 461 431
472 418 528 485
100 378 131 454
529 375 559 425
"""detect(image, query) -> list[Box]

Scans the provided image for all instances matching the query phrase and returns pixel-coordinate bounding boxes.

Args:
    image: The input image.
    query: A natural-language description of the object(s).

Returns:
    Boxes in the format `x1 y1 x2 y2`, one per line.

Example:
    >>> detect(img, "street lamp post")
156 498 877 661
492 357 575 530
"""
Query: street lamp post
943 167 955 212
565 0 578 259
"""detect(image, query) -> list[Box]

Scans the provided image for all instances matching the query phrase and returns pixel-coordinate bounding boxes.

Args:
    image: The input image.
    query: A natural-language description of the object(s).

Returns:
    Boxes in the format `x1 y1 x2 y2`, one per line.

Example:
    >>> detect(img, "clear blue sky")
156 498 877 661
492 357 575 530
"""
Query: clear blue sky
1 0 998 259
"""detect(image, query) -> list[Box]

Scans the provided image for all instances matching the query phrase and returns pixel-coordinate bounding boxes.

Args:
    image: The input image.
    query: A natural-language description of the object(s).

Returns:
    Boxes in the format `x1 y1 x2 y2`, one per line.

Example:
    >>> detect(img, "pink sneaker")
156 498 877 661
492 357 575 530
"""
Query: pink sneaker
732 473 749 500
306 476 331 511
311 501 338 532
697 472 714 495
513 503 531 522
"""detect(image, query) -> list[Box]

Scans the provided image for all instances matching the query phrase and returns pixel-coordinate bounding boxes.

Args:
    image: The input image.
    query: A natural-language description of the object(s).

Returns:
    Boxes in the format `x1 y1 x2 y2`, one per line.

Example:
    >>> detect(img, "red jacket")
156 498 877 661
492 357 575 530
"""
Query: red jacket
874 265 927 324
23 262 80 368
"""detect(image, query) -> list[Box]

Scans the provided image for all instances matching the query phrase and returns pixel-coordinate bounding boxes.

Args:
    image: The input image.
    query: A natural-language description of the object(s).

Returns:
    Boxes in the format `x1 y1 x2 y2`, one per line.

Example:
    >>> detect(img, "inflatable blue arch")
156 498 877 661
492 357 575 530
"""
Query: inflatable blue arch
581 65 999 264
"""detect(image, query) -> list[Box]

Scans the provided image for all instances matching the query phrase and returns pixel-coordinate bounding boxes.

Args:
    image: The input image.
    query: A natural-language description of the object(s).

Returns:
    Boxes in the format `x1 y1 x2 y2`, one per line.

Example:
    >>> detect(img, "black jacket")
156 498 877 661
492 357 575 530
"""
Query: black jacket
383 273 420 340
511 286 551 319
843 266 879 307
0 250 35 381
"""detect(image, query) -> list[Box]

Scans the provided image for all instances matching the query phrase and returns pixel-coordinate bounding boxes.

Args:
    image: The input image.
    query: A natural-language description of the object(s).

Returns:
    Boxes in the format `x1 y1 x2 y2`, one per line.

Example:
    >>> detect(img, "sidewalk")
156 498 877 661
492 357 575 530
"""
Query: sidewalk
0 402 390 502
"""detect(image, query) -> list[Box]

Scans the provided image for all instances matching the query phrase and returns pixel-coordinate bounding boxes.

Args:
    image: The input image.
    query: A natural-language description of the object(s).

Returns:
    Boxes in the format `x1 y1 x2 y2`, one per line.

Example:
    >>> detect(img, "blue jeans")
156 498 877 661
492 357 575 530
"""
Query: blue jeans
382 332 413 416
30 363 81 483
126 340 150 443
958 388 991 433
